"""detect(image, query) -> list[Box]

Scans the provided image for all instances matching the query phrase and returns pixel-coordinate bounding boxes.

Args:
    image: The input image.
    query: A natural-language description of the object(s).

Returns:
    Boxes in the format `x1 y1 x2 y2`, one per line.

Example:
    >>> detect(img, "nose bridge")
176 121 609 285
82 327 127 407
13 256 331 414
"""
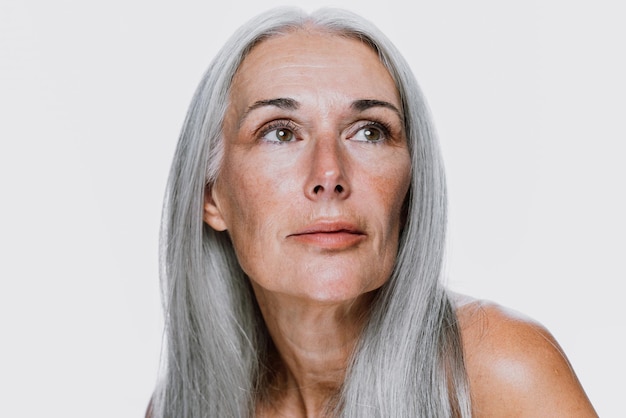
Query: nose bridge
314 133 343 176
305 130 350 199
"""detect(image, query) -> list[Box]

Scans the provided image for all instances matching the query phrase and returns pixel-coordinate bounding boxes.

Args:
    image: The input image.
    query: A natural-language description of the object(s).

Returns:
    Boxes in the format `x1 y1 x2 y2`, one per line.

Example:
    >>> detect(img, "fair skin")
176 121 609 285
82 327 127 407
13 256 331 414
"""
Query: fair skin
203 30 597 417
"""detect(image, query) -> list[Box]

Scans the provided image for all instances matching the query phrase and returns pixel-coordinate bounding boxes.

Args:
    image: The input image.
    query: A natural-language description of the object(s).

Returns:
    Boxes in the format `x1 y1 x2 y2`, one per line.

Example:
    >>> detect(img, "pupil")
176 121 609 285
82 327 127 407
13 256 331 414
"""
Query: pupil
277 129 291 141
365 128 379 141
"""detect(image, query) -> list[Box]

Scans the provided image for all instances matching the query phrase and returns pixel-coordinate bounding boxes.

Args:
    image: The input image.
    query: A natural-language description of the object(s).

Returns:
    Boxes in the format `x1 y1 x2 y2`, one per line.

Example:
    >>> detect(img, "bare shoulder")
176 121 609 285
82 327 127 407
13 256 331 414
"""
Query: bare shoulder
450 292 597 417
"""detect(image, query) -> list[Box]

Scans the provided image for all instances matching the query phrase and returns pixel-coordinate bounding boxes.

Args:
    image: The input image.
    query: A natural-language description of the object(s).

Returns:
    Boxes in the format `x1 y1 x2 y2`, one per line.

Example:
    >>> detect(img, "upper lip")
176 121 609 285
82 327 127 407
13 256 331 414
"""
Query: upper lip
288 221 365 236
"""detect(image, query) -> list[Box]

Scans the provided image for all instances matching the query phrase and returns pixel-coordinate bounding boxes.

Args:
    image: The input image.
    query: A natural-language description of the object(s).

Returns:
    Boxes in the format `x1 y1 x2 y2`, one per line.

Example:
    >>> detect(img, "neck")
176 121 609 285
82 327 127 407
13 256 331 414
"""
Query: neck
253 285 375 417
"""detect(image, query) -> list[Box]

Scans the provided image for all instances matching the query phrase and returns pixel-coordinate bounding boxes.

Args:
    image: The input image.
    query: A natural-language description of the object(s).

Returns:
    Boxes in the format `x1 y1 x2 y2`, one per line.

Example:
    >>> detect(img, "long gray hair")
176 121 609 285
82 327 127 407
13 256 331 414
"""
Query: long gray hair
152 7 471 418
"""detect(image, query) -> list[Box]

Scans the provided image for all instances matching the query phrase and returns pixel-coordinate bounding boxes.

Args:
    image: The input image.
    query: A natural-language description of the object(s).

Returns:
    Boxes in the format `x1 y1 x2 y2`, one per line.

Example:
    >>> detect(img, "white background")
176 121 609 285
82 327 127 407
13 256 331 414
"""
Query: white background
1 0 623 416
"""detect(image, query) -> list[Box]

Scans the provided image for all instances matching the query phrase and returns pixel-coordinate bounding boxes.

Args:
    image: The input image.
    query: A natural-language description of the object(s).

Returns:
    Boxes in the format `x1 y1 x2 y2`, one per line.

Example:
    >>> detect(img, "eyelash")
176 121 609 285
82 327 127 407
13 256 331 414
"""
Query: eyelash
258 120 301 143
351 121 393 143
256 119 394 143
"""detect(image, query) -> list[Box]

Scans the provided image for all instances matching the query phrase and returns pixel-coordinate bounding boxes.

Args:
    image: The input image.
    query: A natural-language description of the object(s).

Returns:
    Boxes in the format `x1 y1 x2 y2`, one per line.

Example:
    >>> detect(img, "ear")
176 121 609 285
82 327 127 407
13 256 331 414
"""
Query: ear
203 184 228 231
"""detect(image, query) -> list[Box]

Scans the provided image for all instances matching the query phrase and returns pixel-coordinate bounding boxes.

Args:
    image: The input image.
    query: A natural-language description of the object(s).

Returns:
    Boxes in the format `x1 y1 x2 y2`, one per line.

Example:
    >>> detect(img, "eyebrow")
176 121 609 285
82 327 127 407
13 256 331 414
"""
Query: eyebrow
239 98 299 127
351 99 403 121
238 97 403 127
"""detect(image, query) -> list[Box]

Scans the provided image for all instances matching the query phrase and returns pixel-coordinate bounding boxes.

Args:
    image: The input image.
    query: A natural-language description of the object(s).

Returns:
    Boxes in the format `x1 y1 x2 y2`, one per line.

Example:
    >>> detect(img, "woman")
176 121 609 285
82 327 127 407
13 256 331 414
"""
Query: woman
149 7 596 417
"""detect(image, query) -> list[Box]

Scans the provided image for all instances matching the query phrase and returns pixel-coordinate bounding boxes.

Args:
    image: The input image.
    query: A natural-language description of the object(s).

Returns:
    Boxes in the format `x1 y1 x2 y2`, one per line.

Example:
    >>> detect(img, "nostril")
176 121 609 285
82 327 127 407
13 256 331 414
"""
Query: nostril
311 184 345 196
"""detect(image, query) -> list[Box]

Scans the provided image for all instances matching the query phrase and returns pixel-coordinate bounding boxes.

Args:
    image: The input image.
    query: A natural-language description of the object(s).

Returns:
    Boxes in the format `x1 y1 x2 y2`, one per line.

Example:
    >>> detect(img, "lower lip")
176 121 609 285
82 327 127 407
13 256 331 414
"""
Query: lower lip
289 231 365 249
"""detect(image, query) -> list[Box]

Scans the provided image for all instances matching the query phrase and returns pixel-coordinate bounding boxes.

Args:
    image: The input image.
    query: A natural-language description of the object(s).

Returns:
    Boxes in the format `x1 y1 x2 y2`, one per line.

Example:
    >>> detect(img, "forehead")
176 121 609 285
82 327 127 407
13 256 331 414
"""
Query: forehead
229 29 400 107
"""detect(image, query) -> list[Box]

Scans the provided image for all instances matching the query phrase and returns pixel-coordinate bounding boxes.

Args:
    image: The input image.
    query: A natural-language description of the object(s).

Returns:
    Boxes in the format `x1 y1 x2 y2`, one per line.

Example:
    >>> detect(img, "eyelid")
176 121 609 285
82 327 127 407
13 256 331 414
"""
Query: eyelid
256 119 300 142
349 120 393 142
254 118 399 143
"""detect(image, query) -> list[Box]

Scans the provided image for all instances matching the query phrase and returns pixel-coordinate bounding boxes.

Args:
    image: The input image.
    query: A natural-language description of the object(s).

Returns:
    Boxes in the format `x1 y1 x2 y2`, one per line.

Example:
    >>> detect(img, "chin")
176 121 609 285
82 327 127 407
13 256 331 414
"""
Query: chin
290 271 387 305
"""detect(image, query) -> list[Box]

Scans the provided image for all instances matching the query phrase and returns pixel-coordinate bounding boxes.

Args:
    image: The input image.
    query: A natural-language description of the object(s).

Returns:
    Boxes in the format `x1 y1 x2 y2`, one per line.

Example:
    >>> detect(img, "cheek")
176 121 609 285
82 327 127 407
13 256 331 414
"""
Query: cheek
366 153 412 225
220 192 271 277
215 162 297 274
220 179 269 241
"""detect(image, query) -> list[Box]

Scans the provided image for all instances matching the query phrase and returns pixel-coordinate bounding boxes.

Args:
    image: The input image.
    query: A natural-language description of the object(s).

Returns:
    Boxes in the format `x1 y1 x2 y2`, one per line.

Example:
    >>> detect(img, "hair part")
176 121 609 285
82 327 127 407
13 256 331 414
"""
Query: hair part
153 7 471 417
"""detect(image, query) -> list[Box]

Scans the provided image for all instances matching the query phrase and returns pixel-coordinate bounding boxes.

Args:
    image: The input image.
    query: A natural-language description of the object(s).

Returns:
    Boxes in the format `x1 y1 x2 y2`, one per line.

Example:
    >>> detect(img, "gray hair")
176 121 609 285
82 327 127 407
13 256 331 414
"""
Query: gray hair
153 7 471 418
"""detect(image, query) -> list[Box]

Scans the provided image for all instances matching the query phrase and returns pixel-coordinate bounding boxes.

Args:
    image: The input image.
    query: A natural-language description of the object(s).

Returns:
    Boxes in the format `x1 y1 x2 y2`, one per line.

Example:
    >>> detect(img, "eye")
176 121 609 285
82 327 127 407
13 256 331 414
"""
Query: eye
264 128 294 142
352 124 387 142
259 120 299 143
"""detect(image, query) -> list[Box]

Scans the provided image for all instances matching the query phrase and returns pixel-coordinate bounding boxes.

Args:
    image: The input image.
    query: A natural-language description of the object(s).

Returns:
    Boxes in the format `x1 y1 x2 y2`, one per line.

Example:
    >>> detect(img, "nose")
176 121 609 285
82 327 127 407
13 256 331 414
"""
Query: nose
304 138 351 201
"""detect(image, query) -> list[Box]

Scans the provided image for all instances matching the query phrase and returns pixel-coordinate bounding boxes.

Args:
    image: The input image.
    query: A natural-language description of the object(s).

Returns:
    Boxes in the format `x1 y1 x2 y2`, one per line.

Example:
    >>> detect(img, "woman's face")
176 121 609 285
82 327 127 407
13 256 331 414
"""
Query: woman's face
204 30 412 303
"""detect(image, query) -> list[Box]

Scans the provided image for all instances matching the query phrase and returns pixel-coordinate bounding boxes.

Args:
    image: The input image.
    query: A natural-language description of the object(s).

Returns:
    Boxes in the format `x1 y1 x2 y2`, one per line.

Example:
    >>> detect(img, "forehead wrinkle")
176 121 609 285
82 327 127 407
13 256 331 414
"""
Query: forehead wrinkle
229 31 402 131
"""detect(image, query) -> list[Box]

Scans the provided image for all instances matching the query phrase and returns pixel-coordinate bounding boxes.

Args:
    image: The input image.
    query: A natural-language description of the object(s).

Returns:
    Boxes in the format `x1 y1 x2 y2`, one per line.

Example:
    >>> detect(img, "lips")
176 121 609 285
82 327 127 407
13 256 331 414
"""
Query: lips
288 221 366 250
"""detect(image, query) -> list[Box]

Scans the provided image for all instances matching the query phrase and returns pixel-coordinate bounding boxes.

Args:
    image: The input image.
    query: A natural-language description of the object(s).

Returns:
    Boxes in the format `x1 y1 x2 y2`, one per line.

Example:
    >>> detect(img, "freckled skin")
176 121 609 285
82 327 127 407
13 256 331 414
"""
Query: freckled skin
202 30 411 415
205 31 411 303
454 295 598 417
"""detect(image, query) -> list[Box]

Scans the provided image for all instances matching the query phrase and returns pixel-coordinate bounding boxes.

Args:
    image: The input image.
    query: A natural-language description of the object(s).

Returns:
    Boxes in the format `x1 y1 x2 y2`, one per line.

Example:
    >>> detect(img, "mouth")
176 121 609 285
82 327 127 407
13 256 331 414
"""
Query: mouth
288 222 366 250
